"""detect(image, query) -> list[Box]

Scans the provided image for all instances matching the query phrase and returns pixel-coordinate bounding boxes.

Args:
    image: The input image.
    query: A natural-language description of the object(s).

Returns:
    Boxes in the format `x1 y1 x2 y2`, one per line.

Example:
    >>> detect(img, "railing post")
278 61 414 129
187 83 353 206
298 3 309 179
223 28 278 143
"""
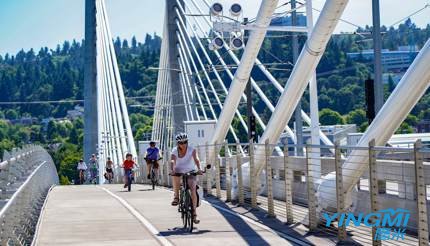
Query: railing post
250 140 257 209
236 141 244 205
305 144 318 230
164 149 169 187
167 149 171 187
159 151 169 186
205 142 212 196
334 142 346 241
414 139 429 245
215 141 221 199
197 145 204 190
265 139 275 217
225 141 232 202
284 145 293 224
368 139 381 246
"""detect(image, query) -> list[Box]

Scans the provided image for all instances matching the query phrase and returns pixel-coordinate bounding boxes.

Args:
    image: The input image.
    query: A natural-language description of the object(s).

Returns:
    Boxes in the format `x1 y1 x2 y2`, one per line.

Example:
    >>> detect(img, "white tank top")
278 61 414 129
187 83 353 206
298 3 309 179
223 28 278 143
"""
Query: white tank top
172 146 196 173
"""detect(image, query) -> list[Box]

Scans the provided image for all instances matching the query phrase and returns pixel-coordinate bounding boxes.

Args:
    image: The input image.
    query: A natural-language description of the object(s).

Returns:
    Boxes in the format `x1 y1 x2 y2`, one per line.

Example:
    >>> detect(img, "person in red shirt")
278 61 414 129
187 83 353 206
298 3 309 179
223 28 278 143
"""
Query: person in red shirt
122 153 137 189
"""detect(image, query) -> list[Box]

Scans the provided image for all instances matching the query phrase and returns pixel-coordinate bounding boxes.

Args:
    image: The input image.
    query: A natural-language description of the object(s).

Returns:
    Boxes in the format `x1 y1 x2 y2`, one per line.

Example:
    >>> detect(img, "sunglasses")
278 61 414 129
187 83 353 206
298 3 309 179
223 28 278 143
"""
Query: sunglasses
178 141 188 145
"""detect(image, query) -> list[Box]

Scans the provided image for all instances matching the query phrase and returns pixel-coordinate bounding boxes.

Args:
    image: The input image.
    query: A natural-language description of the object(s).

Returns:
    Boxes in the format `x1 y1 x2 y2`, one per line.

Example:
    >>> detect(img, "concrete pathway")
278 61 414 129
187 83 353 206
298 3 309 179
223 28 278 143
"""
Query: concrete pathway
34 184 305 246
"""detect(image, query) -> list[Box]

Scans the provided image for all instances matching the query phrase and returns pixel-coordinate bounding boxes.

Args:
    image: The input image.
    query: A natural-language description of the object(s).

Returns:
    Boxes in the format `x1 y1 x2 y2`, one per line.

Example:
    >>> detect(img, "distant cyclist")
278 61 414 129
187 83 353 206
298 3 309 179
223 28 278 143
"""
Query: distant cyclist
105 157 114 183
145 141 160 179
77 159 87 185
170 133 202 224
88 154 98 184
122 153 137 189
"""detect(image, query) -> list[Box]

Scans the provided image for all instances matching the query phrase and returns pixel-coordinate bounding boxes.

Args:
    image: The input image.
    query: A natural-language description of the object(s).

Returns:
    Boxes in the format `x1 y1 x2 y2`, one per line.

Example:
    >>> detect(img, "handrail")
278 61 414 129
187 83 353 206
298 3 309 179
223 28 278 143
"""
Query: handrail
0 161 46 217
0 145 58 245
0 150 34 170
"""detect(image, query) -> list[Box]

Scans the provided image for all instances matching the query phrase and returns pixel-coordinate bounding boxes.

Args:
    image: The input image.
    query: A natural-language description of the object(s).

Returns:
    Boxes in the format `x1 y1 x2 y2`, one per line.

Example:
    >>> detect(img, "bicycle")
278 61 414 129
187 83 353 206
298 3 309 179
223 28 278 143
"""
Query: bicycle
104 171 114 184
175 165 210 232
78 170 85 185
87 167 99 184
145 157 162 190
108 172 114 184
124 169 134 192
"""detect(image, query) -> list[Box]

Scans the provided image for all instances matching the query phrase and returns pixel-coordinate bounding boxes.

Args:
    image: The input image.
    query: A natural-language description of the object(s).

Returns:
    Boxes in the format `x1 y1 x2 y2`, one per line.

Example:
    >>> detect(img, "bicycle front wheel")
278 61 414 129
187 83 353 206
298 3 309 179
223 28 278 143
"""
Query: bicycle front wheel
185 190 193 232
128 175 132 192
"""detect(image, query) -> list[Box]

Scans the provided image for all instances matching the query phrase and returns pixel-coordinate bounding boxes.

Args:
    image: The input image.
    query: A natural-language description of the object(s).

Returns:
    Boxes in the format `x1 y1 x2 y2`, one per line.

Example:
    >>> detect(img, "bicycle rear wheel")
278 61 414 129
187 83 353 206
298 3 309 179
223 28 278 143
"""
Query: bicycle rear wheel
151 170 156 190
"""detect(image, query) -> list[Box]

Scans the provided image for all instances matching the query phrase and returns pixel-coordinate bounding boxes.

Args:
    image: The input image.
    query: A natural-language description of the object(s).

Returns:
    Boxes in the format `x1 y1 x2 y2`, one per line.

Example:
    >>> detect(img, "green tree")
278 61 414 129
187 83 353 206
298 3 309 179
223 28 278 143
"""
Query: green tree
47 121 57 140
5 109 18 120
345 109 367 126
60 175 71 185
396 122 414 134
419 109 430 120
0 139 14 159
319 108 345 125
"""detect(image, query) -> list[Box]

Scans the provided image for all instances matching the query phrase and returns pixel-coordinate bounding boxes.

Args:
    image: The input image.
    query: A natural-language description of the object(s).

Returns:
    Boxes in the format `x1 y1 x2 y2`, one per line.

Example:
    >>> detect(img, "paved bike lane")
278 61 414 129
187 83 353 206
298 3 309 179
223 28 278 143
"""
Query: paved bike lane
103 184 297 246
34 185 160 245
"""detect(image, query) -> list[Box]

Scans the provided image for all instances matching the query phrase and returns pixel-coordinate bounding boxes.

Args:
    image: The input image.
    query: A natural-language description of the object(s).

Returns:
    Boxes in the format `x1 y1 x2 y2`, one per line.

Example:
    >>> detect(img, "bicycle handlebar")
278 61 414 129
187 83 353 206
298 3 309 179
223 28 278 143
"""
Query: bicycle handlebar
169 164 211 176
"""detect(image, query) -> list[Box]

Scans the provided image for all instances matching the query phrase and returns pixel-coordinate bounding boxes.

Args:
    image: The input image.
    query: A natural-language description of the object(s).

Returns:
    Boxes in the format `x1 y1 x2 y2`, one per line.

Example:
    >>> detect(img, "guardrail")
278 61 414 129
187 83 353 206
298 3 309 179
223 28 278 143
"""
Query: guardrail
0 145 58 245
150 139 429 245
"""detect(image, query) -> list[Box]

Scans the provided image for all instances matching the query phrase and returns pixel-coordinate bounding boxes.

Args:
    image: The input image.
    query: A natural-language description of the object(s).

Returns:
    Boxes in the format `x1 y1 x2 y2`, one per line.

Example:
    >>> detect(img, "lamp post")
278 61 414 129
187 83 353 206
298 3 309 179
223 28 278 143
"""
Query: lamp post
372 0 384 114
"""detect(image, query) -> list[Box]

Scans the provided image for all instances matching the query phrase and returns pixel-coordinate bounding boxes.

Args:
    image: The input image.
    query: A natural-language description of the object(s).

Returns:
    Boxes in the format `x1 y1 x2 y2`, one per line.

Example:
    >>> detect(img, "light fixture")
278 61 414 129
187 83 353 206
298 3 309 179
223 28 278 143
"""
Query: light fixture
211 37 224 50
229 3 242 17
210 3 223 16
230 37 244 50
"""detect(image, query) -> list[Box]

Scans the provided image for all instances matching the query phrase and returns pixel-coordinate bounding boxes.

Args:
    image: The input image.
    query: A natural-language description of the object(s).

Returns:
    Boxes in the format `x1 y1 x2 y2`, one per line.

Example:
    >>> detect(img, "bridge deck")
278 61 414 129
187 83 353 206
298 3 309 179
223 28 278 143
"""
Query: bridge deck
34 185 314 245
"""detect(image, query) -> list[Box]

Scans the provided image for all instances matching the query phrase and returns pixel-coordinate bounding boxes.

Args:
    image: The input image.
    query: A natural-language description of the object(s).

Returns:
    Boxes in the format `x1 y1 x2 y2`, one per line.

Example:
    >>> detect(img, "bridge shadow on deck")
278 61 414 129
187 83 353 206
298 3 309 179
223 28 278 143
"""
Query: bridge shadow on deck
202 196 317 246
204 196 318 246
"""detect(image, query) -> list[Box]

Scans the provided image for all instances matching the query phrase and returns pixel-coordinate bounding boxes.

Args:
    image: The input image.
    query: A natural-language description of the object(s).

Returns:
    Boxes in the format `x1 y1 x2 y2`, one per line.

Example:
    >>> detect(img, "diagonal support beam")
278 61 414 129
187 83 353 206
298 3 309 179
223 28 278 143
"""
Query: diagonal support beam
254 0 349 176
208 0 280 148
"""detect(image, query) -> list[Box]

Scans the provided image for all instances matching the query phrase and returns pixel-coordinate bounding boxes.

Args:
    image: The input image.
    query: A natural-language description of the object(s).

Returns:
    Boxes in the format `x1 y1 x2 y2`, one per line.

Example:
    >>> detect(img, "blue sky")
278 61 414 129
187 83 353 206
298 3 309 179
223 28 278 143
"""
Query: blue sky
0 0 429 55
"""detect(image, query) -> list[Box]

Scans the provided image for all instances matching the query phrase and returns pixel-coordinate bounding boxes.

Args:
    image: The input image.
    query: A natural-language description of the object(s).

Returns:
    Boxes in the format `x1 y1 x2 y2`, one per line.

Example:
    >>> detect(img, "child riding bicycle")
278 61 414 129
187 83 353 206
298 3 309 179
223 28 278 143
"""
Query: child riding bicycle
122 153 137 190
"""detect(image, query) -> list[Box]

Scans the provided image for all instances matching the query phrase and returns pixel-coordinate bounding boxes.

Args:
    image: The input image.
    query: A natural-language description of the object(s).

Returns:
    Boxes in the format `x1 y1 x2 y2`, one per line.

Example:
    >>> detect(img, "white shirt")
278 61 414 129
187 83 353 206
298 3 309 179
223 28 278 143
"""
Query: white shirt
77 162 87 170
172 146 196 173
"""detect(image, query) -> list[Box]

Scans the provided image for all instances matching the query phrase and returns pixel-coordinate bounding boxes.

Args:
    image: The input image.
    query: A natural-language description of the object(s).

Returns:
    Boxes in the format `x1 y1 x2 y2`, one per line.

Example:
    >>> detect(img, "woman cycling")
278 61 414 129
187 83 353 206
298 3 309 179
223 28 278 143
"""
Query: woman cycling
105 157 114 183
170 133 202 224
77 159 87 184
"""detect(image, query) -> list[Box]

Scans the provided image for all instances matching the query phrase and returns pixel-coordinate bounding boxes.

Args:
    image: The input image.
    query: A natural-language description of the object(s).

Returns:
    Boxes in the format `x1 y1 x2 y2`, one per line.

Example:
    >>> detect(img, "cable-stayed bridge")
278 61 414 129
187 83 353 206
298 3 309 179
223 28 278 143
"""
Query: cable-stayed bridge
1 0 430 245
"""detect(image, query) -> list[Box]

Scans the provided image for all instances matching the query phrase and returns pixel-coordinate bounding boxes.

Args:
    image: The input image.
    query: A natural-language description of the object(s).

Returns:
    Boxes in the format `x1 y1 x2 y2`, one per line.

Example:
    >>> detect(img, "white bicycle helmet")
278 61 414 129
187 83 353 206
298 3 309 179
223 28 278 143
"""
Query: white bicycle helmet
175 133 188 142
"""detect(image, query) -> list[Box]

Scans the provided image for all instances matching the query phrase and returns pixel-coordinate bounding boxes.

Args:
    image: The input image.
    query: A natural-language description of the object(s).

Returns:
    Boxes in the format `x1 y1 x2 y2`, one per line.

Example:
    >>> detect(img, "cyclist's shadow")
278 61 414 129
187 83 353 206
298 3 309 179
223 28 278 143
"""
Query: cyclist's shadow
159 227 212 236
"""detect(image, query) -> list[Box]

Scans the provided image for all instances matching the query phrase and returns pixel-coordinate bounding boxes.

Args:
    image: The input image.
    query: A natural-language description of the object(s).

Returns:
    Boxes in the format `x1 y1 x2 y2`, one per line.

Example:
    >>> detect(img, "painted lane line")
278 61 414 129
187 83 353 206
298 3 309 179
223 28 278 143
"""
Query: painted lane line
100 187 174 246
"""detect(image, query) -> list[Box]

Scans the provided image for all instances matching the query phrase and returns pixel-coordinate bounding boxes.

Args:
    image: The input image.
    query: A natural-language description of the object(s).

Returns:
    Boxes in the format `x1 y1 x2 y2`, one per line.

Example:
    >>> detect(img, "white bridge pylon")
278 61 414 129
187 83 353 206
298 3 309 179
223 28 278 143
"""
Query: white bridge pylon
94 0 137 182
152 0 331 154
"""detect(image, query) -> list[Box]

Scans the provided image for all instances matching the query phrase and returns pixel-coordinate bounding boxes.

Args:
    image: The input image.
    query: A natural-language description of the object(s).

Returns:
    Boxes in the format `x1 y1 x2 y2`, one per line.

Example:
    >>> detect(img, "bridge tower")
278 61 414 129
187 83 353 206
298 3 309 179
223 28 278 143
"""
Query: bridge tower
84 0 98 162
166 0 186 134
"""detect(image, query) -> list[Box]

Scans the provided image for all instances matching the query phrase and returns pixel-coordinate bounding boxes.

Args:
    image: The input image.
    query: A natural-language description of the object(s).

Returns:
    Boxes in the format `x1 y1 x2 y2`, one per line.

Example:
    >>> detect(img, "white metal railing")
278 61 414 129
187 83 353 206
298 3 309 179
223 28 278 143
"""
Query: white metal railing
0 145 58 245
151 140 429 245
